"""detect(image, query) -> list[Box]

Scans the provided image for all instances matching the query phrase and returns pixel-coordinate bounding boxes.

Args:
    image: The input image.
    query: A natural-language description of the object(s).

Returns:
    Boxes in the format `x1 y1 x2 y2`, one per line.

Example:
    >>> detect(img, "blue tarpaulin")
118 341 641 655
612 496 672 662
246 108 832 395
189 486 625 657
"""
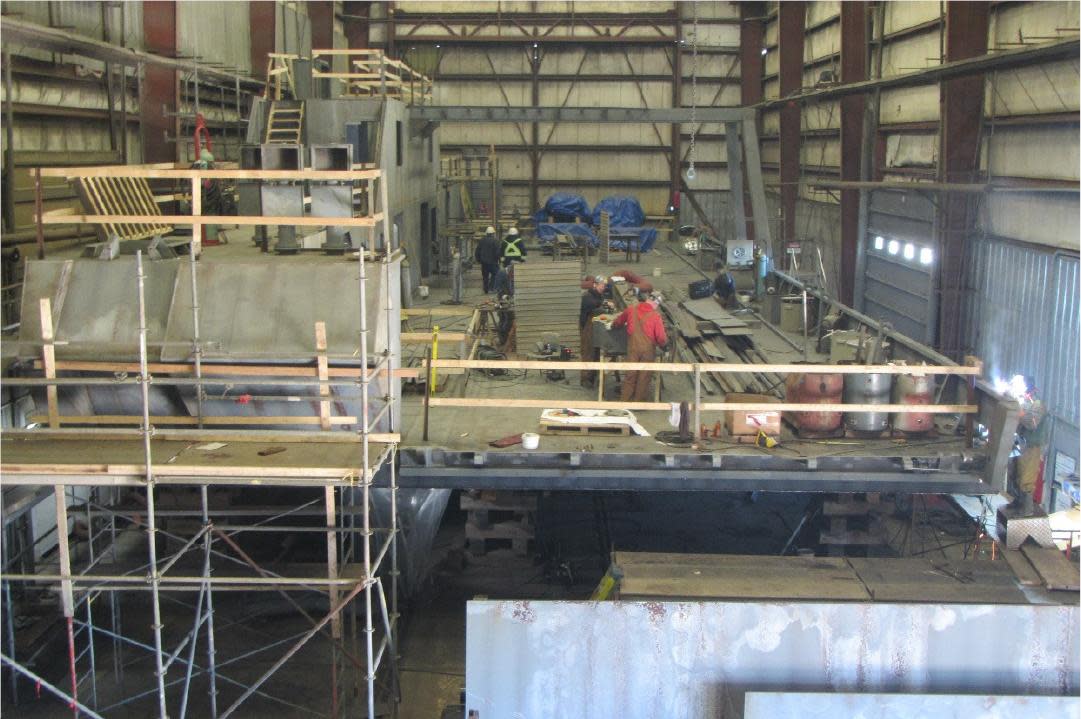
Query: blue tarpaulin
533 193 591 224
591 196 645 227
535 223 658 253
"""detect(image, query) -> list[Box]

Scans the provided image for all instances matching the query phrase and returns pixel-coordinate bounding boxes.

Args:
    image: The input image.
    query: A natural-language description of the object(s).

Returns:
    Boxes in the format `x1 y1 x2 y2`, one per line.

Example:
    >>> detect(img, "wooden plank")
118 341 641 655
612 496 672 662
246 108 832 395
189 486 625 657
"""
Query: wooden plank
40 167 382 181
429 397 668 411
315 322 331 430
39 298 60 428
614 553 869 601
42 359 419 379
29 413 367 427
41 213 385 228
1002 548 1043 586
847 557 1027 604
428 358 979 377
1021 542 1080 591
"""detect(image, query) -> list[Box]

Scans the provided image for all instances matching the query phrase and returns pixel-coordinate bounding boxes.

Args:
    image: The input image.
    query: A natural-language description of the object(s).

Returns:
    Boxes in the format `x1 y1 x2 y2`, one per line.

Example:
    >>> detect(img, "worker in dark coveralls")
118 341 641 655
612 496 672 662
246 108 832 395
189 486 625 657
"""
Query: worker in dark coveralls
611 291 668 401
474 226 502 294
579 275 611 387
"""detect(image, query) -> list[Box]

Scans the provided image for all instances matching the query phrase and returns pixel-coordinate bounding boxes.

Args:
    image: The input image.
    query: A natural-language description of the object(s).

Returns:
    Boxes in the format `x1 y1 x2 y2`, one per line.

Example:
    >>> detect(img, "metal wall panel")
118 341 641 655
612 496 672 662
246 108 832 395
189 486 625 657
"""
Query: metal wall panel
861 191 937 344
465 600 1080 719
964 236 1080 435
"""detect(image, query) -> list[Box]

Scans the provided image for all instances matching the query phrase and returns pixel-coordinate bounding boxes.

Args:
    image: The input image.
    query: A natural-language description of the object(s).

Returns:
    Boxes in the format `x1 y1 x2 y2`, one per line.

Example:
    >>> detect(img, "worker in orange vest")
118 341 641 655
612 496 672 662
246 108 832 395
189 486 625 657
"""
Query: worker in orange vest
611 290 668 401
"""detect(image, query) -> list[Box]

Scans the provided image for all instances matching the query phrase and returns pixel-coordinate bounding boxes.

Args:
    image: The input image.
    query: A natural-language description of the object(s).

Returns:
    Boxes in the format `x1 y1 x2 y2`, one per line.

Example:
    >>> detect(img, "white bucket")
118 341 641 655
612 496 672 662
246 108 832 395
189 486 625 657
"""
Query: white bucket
521 432 540 450
418 285 430 298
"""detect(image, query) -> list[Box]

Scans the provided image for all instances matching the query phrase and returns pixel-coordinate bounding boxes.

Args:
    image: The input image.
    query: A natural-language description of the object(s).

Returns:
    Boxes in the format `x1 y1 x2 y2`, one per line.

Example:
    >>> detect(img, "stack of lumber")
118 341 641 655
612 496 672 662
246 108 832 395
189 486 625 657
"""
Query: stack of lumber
513 261 582 355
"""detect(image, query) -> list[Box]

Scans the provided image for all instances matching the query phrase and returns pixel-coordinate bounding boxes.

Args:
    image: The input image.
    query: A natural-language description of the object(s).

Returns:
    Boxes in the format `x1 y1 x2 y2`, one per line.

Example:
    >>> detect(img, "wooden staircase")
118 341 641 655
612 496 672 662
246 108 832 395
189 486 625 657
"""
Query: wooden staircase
264 102 304 144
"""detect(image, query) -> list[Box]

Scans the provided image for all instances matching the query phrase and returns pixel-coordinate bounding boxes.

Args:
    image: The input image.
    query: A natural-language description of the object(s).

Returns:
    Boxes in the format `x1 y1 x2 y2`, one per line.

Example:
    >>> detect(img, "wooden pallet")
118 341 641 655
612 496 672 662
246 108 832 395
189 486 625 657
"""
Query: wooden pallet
539 421 630 436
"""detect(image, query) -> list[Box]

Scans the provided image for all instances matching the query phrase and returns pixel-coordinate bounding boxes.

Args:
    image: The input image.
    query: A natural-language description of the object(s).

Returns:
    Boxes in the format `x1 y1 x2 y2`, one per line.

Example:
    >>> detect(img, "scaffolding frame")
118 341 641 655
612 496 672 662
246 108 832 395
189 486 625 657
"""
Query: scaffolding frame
2 163 400 718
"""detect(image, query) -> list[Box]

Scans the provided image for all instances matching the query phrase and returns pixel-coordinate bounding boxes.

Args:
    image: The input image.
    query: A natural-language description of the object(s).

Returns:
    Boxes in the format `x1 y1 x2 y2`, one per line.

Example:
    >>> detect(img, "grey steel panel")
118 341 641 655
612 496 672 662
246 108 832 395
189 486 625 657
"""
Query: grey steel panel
310 186 353 218
744 693 1078 719
1048 255 1080 427
465 600 1080 719
259 185 305 216
18 258 180 360
410 105 754 124
162 261 389 361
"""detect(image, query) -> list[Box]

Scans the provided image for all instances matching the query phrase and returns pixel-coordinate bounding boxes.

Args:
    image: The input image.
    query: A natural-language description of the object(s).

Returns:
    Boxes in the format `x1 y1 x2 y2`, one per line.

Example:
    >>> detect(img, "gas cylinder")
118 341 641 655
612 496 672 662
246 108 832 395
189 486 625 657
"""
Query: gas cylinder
843 372 893 434
785 371 844 436
892 373 935 434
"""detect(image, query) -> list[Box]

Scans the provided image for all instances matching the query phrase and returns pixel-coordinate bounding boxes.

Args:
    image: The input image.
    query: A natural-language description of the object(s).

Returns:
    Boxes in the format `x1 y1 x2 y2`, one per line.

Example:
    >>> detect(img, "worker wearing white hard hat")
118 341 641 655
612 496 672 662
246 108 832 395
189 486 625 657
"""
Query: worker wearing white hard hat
501 226 526 267
474 226 502 294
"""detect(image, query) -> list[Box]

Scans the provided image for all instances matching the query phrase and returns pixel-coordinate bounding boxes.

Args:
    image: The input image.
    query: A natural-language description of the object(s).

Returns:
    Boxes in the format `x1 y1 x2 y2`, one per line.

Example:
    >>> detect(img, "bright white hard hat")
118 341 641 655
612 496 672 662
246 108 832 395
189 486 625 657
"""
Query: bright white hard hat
508 227 519 236
486 226 496 234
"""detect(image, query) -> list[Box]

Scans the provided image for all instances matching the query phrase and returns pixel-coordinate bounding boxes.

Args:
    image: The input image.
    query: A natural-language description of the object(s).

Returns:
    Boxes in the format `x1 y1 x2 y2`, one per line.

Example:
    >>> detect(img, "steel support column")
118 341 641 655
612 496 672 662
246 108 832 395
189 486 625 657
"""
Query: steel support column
937 1 989 358
778 2 805 249
309 2 335 52
839 2 869 305
249 1 276 81
342 2 371 48
141 1 177 164
739 2 766 242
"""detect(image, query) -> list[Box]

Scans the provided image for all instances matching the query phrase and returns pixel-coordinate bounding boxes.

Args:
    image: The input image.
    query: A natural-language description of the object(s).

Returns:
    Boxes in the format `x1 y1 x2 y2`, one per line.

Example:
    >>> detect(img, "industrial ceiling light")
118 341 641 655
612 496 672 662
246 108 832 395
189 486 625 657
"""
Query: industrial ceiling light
903 243 915 260
887 240 899 255
761 47 768 56
874 235 884 250
919 247 934 265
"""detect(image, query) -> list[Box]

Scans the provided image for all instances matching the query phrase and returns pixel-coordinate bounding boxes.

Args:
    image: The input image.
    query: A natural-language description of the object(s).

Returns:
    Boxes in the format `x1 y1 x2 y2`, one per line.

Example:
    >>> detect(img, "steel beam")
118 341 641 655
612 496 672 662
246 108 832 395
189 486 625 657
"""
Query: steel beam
758 36 1078 110
141 1 178 164
739 3 767 243
396 466 990 494
937 2 989 360
778 2 806 248
409 105 753 124
0 18 261 87
839 2 868 306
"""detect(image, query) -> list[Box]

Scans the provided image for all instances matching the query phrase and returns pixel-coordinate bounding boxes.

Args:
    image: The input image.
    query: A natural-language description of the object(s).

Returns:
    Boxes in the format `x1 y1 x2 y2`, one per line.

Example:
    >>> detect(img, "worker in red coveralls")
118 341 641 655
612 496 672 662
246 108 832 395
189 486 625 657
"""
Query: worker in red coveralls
611 290 668 401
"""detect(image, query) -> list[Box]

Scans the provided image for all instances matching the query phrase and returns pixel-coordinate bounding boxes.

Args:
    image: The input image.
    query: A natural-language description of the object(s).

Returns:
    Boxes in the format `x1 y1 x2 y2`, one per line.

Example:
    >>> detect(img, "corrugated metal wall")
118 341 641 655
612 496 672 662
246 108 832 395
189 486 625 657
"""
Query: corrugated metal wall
964 236 1080 454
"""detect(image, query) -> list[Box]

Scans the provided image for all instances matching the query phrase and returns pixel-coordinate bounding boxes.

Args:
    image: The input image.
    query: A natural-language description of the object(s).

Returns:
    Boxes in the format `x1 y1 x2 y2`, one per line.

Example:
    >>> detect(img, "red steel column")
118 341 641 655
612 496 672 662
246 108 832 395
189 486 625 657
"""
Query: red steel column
141 1 178 163
250 1 277 81
778 1 805 246
739 2 766 241
839 2 868 305
938 1 989 357
342 2 371 48
309 1 335 51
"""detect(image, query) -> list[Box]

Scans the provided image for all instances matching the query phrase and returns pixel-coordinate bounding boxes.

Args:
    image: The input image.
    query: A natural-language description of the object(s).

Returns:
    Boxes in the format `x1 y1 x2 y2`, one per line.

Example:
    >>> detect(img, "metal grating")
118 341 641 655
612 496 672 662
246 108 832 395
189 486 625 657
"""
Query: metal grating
512 261 583 355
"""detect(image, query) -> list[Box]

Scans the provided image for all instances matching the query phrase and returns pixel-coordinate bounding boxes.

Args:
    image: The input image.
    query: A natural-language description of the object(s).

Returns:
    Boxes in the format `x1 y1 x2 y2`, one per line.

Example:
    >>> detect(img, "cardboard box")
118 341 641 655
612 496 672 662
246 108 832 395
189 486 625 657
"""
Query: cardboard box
724 393 781 437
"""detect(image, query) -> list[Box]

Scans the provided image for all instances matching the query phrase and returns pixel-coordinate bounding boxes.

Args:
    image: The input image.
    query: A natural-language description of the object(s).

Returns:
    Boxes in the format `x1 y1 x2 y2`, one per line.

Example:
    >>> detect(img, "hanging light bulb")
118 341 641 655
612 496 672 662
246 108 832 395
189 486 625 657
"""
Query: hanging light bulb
685 165 697 182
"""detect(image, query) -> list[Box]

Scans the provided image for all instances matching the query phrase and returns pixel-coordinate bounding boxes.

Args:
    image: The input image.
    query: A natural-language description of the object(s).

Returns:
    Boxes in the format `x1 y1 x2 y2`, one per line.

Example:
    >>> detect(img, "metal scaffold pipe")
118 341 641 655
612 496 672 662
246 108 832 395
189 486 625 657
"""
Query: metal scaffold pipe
136 251 169 718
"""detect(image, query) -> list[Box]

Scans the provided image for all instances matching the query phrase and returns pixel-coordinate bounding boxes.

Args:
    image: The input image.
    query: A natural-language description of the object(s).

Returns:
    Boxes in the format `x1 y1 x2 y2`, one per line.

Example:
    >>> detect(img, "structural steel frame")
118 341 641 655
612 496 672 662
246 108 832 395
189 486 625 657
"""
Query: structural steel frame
1 164 400 718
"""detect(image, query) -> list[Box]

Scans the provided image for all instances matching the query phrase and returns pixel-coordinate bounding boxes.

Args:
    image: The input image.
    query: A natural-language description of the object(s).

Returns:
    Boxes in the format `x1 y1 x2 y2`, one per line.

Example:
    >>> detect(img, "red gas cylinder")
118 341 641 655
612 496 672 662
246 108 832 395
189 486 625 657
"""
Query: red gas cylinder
892 373 935 434
785 371 844 436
